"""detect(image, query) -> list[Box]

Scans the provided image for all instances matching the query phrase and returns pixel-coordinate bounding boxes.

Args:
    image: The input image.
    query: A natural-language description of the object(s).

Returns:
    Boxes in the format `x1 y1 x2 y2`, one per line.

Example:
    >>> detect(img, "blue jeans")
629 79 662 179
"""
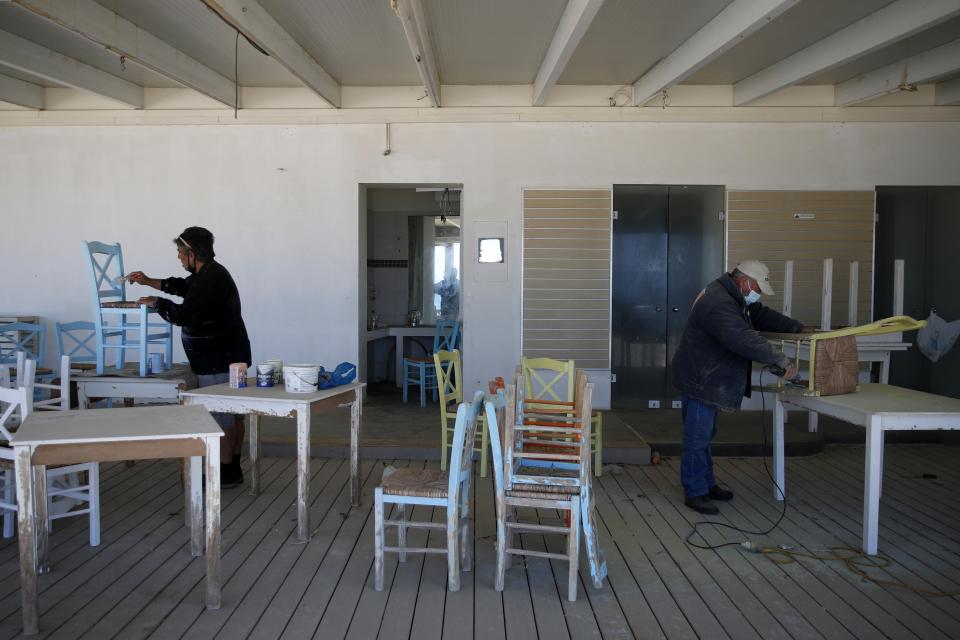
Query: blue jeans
680 395 718 498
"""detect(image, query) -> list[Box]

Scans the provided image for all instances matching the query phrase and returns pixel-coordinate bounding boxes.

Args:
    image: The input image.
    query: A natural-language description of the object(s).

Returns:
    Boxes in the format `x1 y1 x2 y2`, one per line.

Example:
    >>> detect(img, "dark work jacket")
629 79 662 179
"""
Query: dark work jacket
671 273 802 411
156 260 251 375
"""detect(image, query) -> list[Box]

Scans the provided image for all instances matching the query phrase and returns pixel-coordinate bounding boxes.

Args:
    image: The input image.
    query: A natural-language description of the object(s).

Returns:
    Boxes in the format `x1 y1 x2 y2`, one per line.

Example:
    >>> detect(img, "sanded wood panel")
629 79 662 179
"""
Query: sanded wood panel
523 188 611 367
727 190 875 327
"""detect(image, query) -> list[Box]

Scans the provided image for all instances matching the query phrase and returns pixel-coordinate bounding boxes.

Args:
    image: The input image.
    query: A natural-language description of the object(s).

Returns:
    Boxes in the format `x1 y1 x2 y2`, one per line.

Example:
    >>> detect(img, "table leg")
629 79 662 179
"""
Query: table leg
15 446 39 635
773 395 786 501
807 411 819 433
33 466 49 575
249 414 260 496
395 335 404 388
879 354 891 385
296 406 311 542
351 389 362 506
77 383 90 410
863 416 883 555
580 488 607 589
188 456 203 556
205 437 221 609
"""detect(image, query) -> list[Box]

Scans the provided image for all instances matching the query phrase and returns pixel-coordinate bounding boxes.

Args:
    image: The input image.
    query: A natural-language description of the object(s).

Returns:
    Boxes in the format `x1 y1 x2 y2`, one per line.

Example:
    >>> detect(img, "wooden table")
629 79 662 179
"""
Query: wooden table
75 363 195 408
366 326 436 387
11 405 223 635
180 381 365 542
773 384 960 555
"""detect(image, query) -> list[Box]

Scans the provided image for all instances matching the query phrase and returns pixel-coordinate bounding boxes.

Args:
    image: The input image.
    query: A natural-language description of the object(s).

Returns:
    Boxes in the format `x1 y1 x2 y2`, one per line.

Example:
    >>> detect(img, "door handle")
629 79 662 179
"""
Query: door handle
655 305 662 312
672 307 679 312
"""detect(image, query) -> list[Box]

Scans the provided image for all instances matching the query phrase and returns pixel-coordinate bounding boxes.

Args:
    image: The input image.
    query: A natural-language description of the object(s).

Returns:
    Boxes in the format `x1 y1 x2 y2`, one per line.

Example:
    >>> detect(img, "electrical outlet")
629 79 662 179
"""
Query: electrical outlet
672 400 683 409
648 400 660 409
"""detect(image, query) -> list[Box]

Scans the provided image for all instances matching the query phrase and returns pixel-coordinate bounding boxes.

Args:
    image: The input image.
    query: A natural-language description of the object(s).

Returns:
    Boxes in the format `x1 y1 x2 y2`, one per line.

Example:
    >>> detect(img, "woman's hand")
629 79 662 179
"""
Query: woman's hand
126 271 149 284
138 296 158 307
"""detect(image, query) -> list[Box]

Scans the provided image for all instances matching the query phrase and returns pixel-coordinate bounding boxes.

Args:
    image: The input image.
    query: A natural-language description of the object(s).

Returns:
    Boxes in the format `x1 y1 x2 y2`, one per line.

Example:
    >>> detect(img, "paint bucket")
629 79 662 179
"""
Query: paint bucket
266 359 283 385
256 364 274 387
149 353 164 374
229 362 248 388
284 364 319 393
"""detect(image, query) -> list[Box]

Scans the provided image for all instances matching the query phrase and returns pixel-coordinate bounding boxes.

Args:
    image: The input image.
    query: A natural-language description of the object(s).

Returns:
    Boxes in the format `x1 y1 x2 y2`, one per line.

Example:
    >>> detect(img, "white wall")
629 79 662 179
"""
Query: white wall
3 121 959 397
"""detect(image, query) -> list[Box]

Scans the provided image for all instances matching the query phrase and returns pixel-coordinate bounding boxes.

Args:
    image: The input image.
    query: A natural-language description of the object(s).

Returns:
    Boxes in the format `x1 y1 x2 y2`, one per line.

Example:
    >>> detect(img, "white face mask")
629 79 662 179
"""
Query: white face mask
744 290 761 305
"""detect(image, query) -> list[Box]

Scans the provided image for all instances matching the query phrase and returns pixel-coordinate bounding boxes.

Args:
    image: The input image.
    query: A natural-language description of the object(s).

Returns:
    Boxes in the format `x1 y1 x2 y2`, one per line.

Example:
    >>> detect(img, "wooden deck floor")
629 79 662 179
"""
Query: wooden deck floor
1 445 959 639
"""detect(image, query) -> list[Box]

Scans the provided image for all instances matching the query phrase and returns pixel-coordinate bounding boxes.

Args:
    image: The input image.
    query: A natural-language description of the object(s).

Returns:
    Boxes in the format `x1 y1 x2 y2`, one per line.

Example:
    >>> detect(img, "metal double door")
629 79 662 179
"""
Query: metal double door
611 185 725 410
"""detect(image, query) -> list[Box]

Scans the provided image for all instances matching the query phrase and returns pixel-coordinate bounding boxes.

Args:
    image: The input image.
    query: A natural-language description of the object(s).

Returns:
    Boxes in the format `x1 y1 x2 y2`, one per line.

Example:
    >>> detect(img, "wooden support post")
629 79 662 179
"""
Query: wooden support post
848 261 859 327
782 260 794 317
821 258 833 330
893 259 905 316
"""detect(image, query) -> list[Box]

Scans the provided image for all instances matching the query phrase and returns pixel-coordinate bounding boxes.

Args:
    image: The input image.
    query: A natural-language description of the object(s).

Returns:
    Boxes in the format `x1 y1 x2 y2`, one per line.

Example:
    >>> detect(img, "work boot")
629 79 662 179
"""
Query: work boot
684 495 719 515
708 485 734 501
221 461 244 489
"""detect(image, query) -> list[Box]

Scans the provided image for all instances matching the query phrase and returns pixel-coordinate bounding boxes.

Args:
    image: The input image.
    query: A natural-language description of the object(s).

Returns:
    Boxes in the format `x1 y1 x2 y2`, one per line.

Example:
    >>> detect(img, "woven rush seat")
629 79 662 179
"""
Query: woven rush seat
506 485 579 499
99 301 143 309
380 467 449 498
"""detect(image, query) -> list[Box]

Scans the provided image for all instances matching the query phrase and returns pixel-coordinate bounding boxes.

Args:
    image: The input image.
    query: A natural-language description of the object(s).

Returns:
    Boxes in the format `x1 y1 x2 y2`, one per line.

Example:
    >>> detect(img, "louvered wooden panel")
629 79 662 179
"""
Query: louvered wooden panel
522 188 611 367
727 191 875 328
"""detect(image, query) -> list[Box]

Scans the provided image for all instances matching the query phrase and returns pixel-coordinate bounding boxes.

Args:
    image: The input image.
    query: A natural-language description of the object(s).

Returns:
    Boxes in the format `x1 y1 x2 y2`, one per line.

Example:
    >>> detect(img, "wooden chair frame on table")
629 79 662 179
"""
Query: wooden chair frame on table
485 371 605 602
434 349 489 478
402 320 460 407
374 390 484 592
0 358 101 546
84 240 173 377
520 356 604 476
0 321 46 369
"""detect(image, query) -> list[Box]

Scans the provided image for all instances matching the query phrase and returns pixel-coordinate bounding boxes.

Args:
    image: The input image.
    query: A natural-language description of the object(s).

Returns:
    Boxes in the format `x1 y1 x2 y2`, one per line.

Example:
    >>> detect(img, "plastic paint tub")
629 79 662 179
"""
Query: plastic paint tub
266 359 283 385
284 364 319 393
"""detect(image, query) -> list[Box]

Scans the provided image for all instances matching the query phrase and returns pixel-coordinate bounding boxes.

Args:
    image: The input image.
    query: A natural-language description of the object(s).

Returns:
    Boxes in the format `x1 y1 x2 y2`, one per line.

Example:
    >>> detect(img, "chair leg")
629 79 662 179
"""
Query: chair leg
567 498 581 602
459 478 472 572
402 365 410 403
494 504 508 591
419 366 427 408
88 464 101 546
479 426 489 479
446 502 460 592
594 416 603 477
138 310 148 377
397 503 407 562
374 489 385 591
2 470 14 538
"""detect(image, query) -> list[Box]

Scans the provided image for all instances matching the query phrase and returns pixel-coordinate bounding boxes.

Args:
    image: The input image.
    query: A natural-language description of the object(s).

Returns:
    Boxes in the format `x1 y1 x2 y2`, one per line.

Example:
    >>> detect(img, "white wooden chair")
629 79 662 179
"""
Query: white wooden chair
1 357 101 545
374 389 484 592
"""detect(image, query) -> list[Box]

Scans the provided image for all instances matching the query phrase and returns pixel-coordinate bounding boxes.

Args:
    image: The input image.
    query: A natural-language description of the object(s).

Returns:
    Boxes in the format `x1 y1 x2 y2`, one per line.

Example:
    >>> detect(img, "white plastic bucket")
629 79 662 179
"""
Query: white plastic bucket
284 364 319 393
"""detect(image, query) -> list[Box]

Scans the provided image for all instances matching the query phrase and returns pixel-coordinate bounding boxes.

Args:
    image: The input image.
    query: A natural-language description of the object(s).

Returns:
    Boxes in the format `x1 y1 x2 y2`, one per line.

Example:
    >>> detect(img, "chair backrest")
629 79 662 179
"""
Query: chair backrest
485 388 507 495
505 371 593 491
84 240 128 309
433 320 461 353
446 390 484 496
57 321 97 363
25 356 70 412
0 384 30 443
433 349 462 408
521 356 575 403
0 322 46 367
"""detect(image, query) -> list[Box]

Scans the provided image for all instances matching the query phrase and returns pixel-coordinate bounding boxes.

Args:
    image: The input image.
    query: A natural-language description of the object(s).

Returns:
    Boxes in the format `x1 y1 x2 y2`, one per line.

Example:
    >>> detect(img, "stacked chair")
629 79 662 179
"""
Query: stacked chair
434 349 489 477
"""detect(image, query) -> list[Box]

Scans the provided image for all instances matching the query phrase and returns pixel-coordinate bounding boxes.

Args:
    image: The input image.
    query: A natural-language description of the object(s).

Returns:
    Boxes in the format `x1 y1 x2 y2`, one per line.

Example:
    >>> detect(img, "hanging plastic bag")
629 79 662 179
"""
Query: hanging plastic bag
916 311 960 363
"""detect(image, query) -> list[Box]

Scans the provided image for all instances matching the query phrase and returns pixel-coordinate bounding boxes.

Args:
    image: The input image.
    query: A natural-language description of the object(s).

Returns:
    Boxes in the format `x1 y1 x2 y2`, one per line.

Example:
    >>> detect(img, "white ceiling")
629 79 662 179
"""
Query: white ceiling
1 0 958 106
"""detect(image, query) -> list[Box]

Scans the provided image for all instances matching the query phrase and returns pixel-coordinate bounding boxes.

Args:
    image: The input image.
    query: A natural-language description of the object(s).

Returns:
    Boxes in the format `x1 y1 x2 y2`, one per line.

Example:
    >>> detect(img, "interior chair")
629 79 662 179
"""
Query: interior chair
84 240 173 377
374 390 484 592
521 355 604 476
434 349 489 477
0 322 47 379
56 321 98 372
402 319 460 407
1 357 101 545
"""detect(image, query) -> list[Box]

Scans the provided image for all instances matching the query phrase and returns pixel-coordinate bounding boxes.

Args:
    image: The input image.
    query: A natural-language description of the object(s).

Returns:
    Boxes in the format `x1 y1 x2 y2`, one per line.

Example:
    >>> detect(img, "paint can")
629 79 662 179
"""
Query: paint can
229 362 248 388
283 364 319 393
256 363 274 387
149 353 164 374
266 359 283 385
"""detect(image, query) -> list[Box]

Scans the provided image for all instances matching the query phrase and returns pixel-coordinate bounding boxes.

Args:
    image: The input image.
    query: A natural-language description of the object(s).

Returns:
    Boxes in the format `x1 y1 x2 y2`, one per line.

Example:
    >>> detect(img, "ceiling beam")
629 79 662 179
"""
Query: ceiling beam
532 0 604 106
0 29 142 107
10 0 236 107
633 0 798 106
393 0 441 107
936 76 960 105
734 0 960 106
836 38 960 105
200 0 340 108
0 72 44 109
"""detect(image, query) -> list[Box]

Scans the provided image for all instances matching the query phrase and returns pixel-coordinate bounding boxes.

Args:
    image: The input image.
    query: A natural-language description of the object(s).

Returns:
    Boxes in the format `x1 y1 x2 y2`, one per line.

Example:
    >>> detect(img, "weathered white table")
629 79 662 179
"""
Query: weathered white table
180 381 365 542
75 363 195 408
772 384 960 555
366 326 436 387
12 405 222 635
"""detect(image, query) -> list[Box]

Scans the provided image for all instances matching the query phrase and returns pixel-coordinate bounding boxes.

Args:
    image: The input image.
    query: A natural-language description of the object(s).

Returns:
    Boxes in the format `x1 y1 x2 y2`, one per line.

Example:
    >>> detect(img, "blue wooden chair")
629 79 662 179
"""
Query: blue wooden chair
402 320 460 407
84 241 173 377
0 321 46 368
56 321 98 372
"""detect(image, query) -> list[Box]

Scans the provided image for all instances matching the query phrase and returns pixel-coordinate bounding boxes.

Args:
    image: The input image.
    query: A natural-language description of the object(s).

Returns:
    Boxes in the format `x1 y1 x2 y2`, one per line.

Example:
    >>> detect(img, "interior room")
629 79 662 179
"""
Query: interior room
2 0 960 637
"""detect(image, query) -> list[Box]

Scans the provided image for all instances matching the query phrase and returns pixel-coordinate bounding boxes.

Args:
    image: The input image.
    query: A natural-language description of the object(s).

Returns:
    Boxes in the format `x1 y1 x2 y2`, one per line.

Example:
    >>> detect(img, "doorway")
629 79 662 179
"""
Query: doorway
610 185 725 409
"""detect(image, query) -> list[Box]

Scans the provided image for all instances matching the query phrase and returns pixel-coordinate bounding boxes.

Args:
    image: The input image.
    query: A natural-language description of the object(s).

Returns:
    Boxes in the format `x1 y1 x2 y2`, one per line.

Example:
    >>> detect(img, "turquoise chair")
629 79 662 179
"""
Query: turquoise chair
0 321 45 367
402 320 460 407
84 241 173 377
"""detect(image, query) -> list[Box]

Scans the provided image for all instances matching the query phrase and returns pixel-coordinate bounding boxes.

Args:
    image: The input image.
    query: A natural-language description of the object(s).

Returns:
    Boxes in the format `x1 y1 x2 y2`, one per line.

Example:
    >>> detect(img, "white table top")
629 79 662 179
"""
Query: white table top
784 384 960 415
13 405 223 446
181 381 365 404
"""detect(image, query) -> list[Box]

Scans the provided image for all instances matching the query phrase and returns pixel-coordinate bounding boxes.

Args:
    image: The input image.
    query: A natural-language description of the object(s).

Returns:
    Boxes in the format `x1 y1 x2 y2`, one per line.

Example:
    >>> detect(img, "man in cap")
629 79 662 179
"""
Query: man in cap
126 226 251 488
671 260 804 514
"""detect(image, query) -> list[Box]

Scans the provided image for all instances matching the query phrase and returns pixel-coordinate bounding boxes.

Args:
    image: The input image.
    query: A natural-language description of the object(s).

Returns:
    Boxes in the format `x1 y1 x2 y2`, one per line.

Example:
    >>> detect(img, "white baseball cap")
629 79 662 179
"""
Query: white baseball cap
735 259 775 295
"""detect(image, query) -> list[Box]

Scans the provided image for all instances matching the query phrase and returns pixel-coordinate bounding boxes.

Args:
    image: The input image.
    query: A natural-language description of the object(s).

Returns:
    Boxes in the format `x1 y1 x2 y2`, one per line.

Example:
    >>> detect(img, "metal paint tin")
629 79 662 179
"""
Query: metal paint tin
229 362 248 388
256 363 274 387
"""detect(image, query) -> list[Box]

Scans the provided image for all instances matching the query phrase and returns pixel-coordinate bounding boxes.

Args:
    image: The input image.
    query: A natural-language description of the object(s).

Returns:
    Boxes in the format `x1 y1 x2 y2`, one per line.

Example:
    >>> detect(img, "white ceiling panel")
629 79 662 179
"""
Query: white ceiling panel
0 4 176 87
0 62 61 88
94 0 299 86
559 0 734 85
258 0 418 85
424 0 567 84
685 0 895 83
803 15 960 84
